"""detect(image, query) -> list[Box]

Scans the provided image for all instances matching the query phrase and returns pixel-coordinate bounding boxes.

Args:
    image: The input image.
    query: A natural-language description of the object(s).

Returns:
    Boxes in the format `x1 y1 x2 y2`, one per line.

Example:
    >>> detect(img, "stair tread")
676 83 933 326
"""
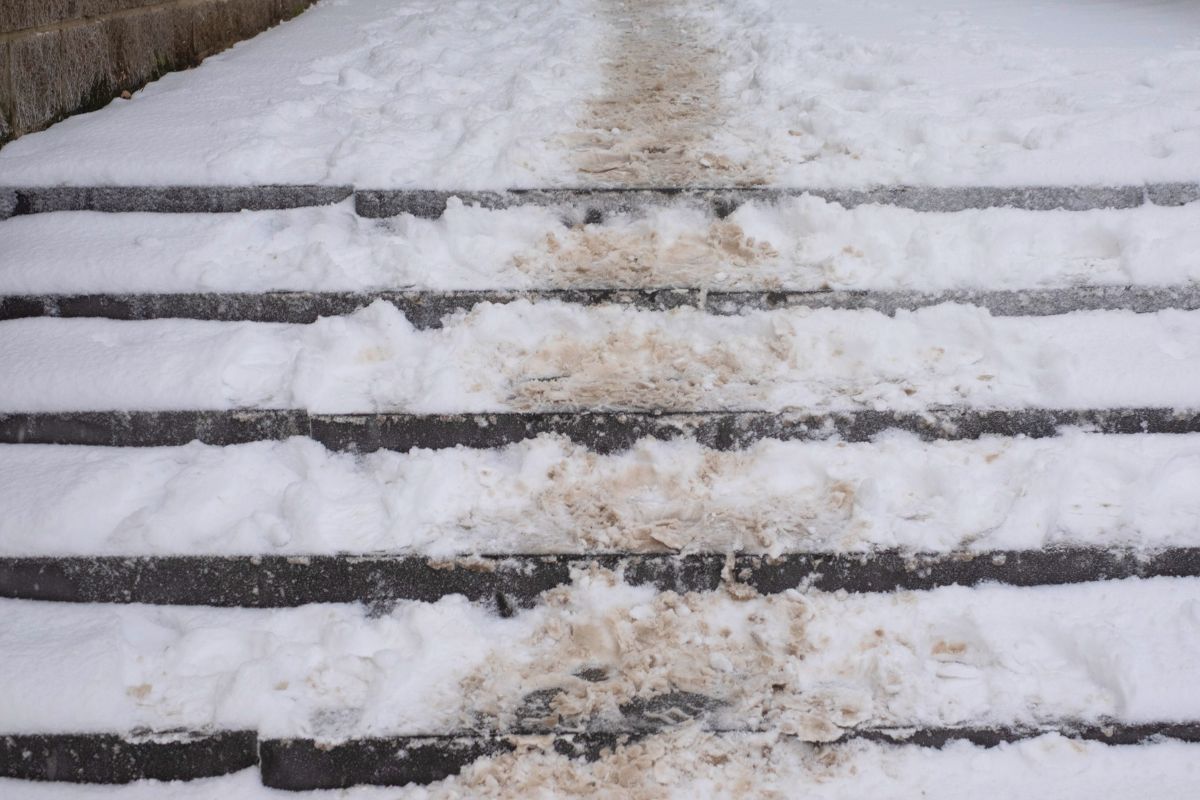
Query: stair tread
4 195 1200 296
1 577 1197 741
0 431 1197 557
2 304 1200 414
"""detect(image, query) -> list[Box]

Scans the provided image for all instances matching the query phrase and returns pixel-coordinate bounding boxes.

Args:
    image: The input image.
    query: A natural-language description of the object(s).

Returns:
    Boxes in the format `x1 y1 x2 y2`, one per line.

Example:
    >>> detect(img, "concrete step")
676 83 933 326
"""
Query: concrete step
4 182 1200 221
4 550 1198 608
4 724 1198 787
4 286 1200 325
3 409 1198 451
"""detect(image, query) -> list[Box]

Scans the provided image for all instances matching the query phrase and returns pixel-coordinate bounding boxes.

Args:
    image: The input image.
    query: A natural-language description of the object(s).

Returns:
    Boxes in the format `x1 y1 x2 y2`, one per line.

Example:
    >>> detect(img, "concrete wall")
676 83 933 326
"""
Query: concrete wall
0 0 315 144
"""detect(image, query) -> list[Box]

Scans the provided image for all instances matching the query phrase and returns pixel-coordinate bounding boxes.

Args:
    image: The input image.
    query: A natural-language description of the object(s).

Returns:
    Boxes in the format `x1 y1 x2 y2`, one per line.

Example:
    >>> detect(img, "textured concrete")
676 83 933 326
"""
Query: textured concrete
3 725 1195 786
3 549 1199 608
2 409 1199 452
5 286 1200 326
0 732 256 783
258 724 1200 789
3 184 351 216
0 0 316 143
354 183 1200 219
4 183 1199 220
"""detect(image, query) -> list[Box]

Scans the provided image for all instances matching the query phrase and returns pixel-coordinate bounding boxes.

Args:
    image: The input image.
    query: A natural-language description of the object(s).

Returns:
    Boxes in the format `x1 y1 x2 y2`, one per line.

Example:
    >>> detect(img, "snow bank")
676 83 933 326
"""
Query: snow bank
2 301 1200 412
1 576 1197 738
4 733 1200 798
4 431 1200 556
5 197 1200 293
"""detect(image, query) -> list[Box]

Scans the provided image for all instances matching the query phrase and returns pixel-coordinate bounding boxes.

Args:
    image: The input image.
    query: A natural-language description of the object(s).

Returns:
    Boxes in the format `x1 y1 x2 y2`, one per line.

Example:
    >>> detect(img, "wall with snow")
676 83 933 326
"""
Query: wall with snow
0 0 316 143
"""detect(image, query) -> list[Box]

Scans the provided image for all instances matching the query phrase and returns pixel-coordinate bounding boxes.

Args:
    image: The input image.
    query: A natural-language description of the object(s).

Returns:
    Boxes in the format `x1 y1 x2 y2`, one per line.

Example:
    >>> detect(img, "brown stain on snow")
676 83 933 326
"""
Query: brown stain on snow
511 218 781 289
570 0 767 186
457 569 867 744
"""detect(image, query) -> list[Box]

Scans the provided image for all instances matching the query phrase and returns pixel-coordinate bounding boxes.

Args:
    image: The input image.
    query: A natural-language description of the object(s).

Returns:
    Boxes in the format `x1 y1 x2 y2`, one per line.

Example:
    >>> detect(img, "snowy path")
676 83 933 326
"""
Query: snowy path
2 0 1200 186
2 0 1200 795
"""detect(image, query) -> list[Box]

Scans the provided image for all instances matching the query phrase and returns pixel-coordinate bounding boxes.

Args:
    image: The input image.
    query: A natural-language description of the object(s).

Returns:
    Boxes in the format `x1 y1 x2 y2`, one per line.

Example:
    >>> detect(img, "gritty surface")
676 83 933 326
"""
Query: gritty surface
571 0 767 186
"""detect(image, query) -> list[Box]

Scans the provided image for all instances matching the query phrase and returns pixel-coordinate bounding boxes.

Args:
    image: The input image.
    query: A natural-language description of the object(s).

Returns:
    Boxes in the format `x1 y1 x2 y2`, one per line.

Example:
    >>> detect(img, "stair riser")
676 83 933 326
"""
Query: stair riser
4 726 1197 787
5 286 1200 325
4 550 1199 608
4 183 1199 221
3 409 1198 451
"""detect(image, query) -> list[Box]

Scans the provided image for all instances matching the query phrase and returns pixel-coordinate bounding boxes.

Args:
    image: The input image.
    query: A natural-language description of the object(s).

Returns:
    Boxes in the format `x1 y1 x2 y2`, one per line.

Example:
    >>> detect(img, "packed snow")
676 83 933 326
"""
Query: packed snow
3 0 1200 186
4 197 1200 294
4 734 1200 799
3 431 1200 557
1 575 1198 739
2 301 1200 412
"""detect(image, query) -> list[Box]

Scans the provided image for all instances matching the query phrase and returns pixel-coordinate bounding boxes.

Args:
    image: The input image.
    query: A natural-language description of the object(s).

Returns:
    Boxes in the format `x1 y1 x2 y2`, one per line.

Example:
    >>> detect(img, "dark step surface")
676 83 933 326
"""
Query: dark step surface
0 185 353 217
4 183 1199 220
0 731 256 784
4 286 1200 325
4 549 1199 609
259 723 1200 790
2 408 1198 452
5 724 1198 787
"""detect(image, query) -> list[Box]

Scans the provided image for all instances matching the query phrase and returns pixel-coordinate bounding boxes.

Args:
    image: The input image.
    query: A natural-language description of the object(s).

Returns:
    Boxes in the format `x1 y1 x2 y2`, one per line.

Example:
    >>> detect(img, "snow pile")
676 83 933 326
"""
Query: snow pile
0 0 601 187
5 197 1200 293
2 301 1200 412
1 575 1198 738
4 431 1200 556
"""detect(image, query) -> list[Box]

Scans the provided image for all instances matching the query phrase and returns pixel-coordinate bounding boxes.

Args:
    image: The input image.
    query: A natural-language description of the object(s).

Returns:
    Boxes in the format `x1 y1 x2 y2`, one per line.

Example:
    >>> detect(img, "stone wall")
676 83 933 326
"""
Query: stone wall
0 0 315 144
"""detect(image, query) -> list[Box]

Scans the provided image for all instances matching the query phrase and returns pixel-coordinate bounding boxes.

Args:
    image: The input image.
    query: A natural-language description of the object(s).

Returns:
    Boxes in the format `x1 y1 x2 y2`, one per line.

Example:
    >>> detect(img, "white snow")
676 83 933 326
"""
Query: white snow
3 0 1200 186
710 0 1200 186
4 735 1200 799
1 576 1198 739
2 301 1200 412
0 0 601 188
4 197 1200 293
3 431 1200 556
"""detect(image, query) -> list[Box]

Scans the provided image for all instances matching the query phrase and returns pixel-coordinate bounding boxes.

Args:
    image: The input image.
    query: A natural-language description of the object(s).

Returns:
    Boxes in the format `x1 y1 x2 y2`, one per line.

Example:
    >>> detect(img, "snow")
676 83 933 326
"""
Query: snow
720 0 1200 187
3 734 1200 799
4 197 1200 293
0 0 601 188
3 430 1200 556
1 576 1198 739
3 0 1200 187
2 1 1199 794
2 301 1200 412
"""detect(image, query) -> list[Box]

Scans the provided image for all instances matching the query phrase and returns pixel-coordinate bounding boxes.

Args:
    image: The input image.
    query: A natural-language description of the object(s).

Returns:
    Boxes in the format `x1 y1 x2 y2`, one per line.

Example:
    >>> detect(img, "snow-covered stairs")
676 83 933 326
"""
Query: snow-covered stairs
3 184 1200 794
